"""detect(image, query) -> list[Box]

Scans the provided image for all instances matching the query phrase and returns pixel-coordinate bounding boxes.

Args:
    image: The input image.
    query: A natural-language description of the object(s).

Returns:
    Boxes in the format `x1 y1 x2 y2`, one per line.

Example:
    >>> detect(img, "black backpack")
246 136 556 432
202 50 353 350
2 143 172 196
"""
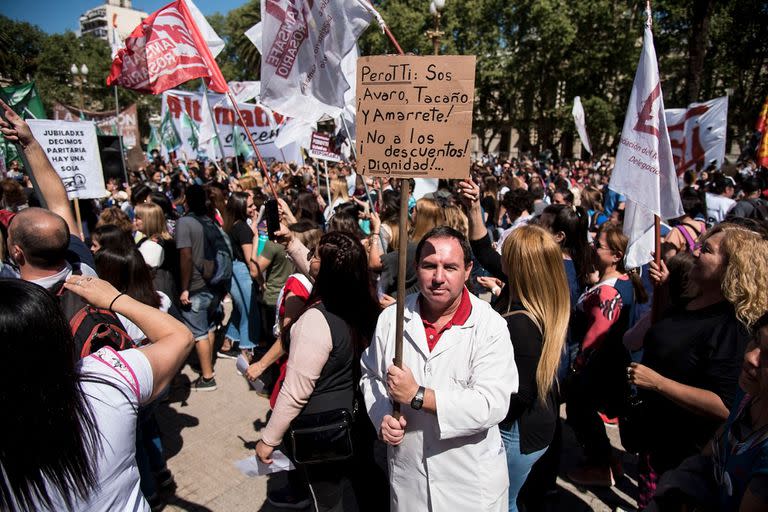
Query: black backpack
189 214 233 292
50 270 133 360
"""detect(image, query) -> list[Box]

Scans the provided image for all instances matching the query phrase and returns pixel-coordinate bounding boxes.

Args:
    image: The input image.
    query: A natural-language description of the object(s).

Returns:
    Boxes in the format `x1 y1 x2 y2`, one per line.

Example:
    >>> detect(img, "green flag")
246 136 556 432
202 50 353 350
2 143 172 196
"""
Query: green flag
147 126 161 156
181 111 200 151
0 82 46 165
159 110 181 152
1 82 46 119
232 124 253 159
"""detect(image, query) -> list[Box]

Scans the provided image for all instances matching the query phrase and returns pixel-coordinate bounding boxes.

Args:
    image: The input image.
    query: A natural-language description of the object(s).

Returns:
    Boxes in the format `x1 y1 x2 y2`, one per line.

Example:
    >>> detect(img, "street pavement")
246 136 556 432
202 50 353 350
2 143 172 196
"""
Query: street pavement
157 356 638 512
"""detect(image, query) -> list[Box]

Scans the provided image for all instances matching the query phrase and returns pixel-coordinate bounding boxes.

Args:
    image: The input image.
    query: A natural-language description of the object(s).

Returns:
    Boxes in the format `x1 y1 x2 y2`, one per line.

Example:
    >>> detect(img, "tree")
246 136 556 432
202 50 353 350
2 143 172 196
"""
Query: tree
0 15 46 84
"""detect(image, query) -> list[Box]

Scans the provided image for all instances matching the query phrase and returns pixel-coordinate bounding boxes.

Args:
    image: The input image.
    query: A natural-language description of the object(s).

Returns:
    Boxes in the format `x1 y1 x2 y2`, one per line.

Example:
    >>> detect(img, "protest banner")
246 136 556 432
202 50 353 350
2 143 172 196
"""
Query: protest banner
665 96 728 175
53 102 141 149
27 119 106 200
161 90 301 163
307 132 342 162
355 55 476 179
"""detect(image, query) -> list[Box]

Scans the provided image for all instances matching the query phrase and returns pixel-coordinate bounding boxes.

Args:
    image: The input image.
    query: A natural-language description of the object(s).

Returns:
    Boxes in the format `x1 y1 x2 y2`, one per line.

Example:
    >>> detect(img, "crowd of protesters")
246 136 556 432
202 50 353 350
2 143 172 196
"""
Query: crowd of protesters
1 94 768 512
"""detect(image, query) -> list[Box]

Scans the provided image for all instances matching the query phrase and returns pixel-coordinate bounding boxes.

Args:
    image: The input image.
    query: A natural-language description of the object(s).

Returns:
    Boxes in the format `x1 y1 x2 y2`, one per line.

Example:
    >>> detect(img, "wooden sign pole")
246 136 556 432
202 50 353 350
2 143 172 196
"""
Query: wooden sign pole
73 198 84 240
392 177 410 419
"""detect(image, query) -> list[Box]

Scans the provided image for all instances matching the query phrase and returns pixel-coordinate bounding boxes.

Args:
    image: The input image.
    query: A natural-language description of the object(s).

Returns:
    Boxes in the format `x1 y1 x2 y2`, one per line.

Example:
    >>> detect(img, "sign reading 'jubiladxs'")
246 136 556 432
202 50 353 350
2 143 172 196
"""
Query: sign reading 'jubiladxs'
27 119 106 200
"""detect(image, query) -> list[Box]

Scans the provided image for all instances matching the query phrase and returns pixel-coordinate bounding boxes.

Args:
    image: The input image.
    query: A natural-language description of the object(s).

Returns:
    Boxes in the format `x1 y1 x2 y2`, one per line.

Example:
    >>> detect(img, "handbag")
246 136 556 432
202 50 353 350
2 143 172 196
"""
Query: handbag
286 407 354 465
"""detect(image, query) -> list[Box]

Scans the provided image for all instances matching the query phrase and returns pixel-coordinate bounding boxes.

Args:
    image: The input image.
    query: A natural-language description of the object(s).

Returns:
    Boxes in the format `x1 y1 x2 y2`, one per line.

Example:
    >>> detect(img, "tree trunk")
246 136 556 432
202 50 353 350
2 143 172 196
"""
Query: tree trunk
686 0 714 104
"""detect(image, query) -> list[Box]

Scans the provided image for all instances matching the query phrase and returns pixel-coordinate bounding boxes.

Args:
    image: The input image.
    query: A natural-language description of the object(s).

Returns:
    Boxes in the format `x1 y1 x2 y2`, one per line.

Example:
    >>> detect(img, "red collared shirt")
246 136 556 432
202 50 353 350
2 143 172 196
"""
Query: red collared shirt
421 287 473 352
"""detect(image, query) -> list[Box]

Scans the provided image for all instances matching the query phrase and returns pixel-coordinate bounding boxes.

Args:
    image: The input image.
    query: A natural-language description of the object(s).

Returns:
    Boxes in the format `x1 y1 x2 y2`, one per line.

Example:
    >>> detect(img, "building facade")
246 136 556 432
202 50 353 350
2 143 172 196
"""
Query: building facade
79 0 147 41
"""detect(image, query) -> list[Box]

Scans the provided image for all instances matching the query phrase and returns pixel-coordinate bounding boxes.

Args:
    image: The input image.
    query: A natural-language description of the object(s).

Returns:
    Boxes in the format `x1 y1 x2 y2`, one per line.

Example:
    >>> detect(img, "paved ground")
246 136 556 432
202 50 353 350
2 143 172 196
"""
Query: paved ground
156 355 639 512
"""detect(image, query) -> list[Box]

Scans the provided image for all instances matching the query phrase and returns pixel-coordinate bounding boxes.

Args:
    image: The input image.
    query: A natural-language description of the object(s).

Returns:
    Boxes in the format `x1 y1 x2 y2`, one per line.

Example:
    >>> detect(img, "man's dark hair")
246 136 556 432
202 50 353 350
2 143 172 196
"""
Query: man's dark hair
708 173 733 195
415 226 472 267
502 188 535 218
680 186 707 219
742 177 762 197
186 184 210 216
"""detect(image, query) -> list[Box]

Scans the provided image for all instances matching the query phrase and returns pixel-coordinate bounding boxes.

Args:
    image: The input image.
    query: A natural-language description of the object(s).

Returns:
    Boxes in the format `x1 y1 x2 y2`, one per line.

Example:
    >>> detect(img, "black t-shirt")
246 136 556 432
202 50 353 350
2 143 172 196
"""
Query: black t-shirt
500 304 557 454
640 301 750 467
480 195 497 226
228 220 254 263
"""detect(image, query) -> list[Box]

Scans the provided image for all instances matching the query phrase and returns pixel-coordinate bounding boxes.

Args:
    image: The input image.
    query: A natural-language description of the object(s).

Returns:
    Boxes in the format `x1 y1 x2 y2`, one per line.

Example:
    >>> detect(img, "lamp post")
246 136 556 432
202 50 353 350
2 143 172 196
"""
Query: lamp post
70 63 89 111
426 0 446 56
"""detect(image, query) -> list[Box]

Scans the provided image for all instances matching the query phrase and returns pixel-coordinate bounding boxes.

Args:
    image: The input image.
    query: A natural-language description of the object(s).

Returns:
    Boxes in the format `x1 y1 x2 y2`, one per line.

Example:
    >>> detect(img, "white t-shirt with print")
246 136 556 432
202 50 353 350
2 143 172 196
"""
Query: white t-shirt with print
12 348 154 511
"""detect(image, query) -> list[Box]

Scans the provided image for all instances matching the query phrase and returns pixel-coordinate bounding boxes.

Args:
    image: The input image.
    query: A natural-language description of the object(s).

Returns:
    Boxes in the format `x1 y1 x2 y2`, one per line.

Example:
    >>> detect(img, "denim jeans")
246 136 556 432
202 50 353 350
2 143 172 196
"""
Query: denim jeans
500 422 548 512
225 260 258 350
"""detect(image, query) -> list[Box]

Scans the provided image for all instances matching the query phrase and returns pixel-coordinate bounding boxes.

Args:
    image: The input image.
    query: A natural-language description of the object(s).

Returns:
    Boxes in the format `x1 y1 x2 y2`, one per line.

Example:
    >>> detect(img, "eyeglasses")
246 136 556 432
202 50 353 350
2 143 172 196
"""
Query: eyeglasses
307 247 316 262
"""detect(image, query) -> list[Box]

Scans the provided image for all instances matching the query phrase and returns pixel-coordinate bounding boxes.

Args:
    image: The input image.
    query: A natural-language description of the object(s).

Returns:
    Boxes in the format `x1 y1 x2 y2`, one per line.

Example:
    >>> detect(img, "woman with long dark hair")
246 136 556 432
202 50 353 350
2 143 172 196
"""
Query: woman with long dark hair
94 246 176 506
255 231 386 511
0 277 192 511
220 191 260 359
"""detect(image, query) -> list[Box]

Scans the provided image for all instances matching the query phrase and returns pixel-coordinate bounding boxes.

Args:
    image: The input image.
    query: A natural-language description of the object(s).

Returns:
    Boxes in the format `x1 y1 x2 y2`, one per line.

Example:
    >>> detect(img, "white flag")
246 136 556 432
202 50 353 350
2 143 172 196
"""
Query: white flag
254 0 376 122
572 96 592 154
109 14 124 59
199 89 219 158
665 96 728 175
185 0 225 58
229 81 262 103
609 18 683 269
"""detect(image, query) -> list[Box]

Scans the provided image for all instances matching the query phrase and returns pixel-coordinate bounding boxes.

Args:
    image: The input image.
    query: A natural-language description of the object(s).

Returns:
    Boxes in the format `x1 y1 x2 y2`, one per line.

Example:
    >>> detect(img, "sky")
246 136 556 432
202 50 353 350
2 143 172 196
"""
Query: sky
3 0 247 34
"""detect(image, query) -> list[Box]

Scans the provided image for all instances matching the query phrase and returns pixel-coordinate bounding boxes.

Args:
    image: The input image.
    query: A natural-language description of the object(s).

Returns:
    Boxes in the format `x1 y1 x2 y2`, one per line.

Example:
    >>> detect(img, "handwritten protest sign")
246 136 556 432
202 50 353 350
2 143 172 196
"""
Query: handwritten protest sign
356 55 475 179
27 119 106 200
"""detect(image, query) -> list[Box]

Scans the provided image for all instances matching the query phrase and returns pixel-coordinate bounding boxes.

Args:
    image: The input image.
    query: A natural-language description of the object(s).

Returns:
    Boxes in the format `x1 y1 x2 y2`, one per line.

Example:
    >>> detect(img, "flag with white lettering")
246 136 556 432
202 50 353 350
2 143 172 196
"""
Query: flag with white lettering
608 13 683 269
252 0 376 122
572 96 592 154
107 0 227 94
665 96 728 175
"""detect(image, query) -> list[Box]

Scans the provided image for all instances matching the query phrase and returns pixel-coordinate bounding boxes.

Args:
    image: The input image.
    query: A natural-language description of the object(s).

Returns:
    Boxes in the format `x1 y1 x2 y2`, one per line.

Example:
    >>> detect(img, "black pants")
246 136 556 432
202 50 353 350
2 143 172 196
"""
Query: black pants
566 344 629 465
301 461 357 512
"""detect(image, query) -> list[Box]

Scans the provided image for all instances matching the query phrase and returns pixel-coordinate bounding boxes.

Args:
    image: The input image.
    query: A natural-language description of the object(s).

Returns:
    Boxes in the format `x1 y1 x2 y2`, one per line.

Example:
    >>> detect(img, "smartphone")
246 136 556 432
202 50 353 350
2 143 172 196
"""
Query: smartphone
265 198 280 240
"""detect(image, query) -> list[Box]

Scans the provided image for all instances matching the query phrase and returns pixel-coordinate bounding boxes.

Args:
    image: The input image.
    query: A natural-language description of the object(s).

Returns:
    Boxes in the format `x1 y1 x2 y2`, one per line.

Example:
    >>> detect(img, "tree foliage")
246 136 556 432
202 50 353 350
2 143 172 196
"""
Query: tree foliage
0 0 765 158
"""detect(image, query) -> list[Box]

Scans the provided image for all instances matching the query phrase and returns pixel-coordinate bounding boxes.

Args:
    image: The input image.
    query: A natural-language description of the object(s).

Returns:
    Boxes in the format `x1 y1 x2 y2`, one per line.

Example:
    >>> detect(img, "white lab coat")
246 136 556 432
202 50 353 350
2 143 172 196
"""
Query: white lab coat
361 291 518 512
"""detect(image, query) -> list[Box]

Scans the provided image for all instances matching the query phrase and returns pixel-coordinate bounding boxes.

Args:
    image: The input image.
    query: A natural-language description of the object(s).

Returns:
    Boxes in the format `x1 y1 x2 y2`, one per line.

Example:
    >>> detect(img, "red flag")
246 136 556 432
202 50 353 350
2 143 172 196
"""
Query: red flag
107 0 227 94
755 96 768 132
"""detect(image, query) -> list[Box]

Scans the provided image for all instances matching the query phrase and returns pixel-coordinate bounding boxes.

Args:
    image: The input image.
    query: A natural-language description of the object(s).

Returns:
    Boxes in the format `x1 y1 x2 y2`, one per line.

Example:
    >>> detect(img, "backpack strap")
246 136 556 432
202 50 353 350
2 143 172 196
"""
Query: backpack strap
676 224 698 252
89 346 141 401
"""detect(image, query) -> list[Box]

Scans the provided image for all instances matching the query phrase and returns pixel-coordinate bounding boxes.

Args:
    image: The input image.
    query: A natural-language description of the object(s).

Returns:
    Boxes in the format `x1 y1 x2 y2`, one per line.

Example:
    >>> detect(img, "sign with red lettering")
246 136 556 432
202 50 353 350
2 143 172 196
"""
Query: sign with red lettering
160 90 301 162
356 55 476 179
307 131 341 162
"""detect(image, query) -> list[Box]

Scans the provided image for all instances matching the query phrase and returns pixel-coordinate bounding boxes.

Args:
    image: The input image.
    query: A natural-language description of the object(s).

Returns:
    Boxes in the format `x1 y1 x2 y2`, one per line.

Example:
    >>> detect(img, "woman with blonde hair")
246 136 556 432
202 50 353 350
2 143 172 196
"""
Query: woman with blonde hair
323 177 350 220
629 222 768 507
497 225 570 511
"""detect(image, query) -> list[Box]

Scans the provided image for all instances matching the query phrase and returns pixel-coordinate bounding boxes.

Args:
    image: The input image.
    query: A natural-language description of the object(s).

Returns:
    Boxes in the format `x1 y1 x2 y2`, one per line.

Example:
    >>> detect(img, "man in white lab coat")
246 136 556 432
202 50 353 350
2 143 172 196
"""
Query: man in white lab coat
361 226 518 512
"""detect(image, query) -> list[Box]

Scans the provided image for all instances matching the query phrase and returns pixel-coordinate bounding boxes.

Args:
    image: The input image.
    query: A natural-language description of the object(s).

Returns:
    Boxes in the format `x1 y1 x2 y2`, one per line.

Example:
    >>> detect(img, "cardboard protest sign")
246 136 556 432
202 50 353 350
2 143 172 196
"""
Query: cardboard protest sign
356 55 476 179
307 131 342 162
27 119 106 200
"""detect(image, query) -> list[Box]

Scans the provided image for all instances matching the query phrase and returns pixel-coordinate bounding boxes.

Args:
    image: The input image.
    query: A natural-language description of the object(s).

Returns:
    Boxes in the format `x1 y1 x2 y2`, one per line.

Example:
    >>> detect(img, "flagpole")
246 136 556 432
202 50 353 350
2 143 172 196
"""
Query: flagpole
228 102 241 177
113 86 128 184
339 115 375 210
226 89 279 199
322 159 332 209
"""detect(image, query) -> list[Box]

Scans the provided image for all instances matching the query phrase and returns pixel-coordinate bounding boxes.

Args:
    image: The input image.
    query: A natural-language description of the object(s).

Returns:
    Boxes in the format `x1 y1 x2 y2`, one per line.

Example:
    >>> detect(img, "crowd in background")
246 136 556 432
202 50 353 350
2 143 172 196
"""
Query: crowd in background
2 96 768 512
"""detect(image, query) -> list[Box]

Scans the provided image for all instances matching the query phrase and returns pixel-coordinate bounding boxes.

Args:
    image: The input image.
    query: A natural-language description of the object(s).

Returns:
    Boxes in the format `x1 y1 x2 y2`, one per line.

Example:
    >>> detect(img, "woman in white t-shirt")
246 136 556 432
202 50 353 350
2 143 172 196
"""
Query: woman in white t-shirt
94 244 177 507
0 277 192 512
